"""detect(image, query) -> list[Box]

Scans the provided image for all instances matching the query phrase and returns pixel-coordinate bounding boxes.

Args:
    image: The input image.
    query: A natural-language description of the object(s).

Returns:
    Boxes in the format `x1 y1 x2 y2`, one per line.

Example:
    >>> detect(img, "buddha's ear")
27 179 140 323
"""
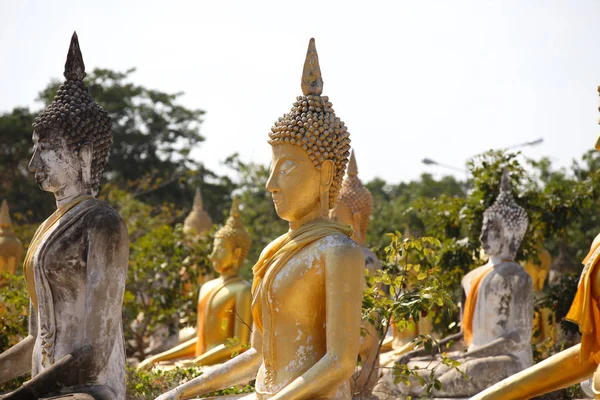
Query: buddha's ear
320 160 334 188
352 211 362 231
79 142 93 187
233 247 242 268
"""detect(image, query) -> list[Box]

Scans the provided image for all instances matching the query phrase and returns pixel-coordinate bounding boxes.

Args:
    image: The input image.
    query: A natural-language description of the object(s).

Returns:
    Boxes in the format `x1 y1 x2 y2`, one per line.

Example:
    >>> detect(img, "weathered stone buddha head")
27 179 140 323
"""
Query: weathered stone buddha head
28 32 112 198
266 39 351 222
330 150 373 245
480 168 528 261
209 197 251 274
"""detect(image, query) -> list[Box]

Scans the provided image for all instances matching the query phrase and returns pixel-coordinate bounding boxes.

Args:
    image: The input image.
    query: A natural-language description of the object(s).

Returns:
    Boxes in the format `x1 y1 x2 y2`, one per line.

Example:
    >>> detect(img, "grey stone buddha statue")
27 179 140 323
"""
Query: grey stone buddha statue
0 33 128 400
382 168 533 398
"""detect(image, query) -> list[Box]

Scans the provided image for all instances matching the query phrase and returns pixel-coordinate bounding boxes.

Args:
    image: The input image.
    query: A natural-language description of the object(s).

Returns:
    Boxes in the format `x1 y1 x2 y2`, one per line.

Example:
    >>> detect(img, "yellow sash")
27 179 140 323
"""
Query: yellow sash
251 218 354 334
463 265 494 346
23 194 93 310
195 276 242 356
566 241 600 363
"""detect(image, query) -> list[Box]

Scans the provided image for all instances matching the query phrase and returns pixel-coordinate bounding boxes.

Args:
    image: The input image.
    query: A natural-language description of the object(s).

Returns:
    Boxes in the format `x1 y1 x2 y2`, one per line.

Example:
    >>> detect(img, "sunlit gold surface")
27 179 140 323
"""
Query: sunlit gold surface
522 245 555 352
139 199 252 369
0 199 23 278
154 38 363 400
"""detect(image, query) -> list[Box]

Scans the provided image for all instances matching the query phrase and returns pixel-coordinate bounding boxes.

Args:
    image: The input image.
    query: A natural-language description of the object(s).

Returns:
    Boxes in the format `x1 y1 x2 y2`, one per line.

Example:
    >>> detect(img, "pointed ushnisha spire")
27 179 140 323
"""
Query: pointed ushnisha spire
596 85 600 151
193 187 204 211
500 167 512 194
230 196 241 219
347 150 358 177
64 31 86 81
0 200 13 230
301 38 323 96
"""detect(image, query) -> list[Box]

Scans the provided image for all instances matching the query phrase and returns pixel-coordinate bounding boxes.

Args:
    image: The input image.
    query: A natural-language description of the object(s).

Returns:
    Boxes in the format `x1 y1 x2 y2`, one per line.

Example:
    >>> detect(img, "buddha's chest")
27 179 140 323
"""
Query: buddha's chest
266 249 327 327
37 223 88 303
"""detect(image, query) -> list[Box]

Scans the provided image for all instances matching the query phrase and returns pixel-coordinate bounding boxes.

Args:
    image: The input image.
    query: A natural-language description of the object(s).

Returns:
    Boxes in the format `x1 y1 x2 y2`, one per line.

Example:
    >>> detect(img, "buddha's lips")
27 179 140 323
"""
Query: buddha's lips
272 195 284 205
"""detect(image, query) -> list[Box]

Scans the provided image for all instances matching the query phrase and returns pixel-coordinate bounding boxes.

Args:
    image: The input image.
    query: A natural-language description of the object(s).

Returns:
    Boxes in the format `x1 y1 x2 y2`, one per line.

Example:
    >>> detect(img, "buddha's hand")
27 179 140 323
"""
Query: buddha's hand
154 389 181 400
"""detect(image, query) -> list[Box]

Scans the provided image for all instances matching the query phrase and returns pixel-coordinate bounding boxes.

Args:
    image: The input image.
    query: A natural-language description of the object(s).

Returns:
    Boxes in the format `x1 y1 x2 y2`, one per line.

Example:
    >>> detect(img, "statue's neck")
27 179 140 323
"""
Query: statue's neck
54 183 92 209
489 255 513 266
289 208 323 231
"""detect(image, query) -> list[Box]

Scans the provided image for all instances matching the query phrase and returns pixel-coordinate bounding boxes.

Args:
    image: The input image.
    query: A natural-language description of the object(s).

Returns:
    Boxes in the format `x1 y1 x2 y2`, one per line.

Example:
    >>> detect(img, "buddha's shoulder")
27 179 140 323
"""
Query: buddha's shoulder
488 262 532 288
226 278 252 291
309 233 361 254
82 199 127 234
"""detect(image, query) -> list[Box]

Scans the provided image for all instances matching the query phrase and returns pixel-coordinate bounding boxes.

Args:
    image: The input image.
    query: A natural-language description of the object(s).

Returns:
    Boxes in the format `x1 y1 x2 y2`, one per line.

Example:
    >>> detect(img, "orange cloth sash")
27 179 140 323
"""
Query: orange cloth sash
566 240 600 363
250 218 353 334
463 264 494 346
23 194 93 310
195 276 242 356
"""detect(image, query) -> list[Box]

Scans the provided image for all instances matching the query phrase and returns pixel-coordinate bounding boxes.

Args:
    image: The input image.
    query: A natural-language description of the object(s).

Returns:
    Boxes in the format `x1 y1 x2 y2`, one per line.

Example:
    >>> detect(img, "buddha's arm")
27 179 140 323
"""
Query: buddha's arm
192 287 253 366
138 338 198 369
165 328 263 400
0 303 37 383
472 344 596 400
269 244 365 400
3 213 129 399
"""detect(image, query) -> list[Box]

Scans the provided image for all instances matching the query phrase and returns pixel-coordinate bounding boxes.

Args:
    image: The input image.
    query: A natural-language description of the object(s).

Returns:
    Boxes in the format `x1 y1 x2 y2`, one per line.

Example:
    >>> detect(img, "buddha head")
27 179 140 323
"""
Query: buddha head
480 168 529 261
209 197 251 275
184 187 213 238
266 39 351 223
330 150 373 245
28 32 112 198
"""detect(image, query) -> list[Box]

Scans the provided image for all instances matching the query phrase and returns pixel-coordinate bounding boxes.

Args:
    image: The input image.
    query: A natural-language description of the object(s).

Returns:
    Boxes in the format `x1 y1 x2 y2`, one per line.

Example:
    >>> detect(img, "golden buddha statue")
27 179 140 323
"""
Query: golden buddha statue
521 243 555 354
154 38 364 400
472 88 600 399
139 197 252 369
0 200 24 279
183 187 213 238
329 149 381 397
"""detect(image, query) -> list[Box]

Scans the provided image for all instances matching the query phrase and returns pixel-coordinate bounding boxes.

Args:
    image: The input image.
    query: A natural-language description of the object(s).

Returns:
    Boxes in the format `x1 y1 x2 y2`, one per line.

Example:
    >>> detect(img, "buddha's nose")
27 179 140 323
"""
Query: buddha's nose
28 148 43 172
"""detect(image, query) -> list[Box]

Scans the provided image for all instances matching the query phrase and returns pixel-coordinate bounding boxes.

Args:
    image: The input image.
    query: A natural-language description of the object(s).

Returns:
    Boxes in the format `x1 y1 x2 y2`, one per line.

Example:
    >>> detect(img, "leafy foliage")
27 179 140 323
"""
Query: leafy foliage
361 233 460 395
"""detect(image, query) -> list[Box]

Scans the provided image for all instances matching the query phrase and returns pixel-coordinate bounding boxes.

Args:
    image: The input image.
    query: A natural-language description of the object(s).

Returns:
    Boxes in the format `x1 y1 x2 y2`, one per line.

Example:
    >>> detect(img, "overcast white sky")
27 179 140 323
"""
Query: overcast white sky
1 0 598 184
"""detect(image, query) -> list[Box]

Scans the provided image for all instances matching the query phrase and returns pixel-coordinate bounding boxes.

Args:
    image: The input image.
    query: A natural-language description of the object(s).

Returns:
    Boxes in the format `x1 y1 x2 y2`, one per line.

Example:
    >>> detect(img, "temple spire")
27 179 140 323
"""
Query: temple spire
64 31 86 81
347 150 358 177
301 38 323 96
0 200 12 229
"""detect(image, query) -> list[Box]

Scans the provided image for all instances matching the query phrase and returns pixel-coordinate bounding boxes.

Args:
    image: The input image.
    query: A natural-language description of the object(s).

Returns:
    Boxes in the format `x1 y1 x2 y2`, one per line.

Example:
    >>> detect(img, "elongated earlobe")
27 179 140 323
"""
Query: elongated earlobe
80 143 93 189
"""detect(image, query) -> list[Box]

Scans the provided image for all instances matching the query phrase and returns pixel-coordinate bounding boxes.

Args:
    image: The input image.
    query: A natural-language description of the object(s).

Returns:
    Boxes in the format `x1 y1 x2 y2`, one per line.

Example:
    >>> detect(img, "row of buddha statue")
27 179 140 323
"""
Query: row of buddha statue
0 30 599 400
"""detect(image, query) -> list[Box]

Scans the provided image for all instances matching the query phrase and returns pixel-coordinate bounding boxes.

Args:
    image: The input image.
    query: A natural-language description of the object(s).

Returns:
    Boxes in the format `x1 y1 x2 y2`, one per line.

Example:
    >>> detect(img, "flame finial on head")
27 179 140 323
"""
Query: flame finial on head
301 38 323 96
193 187 204 211
64 31 86 81
500 167 512 193
230 196 241 218
347 150 358 177
0 200 13 229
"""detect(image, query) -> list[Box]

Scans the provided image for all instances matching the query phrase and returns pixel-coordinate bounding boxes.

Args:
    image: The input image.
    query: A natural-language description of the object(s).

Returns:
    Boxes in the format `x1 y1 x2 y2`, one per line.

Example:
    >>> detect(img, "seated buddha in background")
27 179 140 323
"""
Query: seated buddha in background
0 200 24 286
329 149 381 397
138 197 252 369
384 168 533 398
155 38 364 400
472 93 600 400
380 226 435 357
0 33 129 400
521 242 555 356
